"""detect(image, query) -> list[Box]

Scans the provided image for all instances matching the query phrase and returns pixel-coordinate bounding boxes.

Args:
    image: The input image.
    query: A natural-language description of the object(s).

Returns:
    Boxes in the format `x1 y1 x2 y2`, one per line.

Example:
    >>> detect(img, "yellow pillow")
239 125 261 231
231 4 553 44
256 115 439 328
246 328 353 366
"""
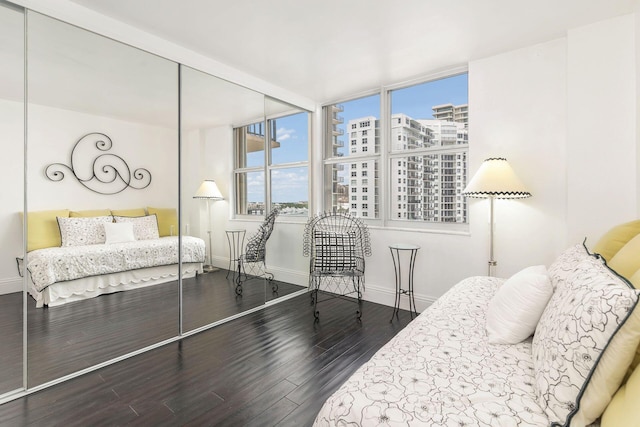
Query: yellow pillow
602 364 640 427
147 207 177 237
24 209 70 252
592 220 640 261
608 234 640 280
629 269 640 289
110 208 146 217
70 209 111 218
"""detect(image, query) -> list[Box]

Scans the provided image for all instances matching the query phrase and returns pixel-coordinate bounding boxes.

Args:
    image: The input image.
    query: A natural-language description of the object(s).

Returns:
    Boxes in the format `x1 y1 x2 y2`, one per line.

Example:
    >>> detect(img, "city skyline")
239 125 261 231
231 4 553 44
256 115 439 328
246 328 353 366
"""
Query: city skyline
244 74 468 208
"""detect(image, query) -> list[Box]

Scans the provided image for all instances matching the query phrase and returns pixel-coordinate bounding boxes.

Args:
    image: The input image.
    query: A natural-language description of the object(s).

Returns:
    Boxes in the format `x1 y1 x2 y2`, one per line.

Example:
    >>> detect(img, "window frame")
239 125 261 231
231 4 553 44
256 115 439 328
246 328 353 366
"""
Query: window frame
233 104 311 221
322 66 469 232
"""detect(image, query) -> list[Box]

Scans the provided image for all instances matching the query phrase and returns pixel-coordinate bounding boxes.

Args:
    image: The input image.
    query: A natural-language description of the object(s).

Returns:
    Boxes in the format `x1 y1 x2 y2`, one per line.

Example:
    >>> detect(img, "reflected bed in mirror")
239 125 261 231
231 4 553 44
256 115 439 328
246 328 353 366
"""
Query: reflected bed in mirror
23 208 205 307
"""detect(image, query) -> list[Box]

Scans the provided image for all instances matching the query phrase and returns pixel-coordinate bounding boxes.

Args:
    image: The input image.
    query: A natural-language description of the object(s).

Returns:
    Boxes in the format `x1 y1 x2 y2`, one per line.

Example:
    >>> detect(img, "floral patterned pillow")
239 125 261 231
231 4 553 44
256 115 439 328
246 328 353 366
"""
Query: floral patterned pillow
547 243 594 291
532 252 640 426
56 216 114 247
113 214 159 240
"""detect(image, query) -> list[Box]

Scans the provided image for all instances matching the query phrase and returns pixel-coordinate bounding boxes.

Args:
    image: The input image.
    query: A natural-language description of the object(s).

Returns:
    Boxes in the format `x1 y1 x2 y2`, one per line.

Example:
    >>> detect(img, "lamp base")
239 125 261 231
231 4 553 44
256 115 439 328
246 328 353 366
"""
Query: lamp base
202 264 219 273
488 260 497 277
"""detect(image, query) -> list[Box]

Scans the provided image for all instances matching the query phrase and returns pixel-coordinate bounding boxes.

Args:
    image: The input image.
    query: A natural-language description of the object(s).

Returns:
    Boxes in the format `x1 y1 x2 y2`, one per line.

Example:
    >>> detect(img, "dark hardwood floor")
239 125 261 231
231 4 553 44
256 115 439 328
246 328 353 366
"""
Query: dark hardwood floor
0 269 303 388
0 284 413 426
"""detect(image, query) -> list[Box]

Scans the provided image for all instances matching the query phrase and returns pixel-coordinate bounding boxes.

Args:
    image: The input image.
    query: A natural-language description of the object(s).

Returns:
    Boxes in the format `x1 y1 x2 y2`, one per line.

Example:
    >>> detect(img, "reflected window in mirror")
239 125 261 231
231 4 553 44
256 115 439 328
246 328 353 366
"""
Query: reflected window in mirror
234 106 310 218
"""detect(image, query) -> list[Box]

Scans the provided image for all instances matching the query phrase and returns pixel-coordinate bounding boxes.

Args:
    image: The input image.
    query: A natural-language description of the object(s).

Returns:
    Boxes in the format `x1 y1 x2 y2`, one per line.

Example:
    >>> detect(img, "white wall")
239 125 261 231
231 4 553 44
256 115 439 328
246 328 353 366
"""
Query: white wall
0 100 24 294
469 38 568 275
567 14 637 243
27 103 178 210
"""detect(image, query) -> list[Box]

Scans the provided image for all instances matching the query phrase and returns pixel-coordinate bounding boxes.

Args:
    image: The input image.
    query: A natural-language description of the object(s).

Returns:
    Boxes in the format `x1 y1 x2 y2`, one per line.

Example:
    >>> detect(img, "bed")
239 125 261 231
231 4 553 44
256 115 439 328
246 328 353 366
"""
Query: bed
314 222 640 427
21 208 206 307
25 236 205 307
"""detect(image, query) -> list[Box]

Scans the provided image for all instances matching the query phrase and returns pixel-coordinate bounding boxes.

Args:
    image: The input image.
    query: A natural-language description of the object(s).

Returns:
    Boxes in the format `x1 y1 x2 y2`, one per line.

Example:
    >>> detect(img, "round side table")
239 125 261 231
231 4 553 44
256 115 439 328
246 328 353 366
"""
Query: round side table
225 229 246 280
389 243 420 322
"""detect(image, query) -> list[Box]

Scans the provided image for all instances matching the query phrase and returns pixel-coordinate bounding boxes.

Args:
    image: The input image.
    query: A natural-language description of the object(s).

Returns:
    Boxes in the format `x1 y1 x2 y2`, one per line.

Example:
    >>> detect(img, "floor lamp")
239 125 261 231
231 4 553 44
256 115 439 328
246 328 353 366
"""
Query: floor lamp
193 179 224 273
462 158 531 277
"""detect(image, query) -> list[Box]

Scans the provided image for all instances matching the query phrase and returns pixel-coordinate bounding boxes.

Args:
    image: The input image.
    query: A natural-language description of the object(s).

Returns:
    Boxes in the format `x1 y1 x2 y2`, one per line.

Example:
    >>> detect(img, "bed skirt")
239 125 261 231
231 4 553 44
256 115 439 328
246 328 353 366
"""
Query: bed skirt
28 262 203 307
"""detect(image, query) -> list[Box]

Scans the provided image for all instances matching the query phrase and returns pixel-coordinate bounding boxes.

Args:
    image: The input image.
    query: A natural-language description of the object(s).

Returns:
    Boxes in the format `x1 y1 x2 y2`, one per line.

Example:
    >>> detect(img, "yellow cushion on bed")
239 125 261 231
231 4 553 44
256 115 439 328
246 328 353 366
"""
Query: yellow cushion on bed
592 220 640 262
601 364 640 427
70 209 112 218
628 269 640 289
24 209 70 251
110 208 146 217
147 207 177 237
608 234 640 281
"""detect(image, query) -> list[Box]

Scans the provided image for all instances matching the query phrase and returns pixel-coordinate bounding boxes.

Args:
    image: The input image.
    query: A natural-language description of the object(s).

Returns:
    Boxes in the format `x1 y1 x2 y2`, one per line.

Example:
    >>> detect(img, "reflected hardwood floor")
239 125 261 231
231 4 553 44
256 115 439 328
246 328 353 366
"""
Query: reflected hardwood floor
1 269 302 387
0 288 413 426
0 292 22 392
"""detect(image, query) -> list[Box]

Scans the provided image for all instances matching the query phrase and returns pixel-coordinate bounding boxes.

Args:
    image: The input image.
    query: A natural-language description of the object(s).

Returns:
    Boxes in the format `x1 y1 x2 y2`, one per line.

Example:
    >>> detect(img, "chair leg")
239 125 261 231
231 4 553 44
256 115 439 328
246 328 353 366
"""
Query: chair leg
313 288 320 322
235 261 243 296
355 276 363 321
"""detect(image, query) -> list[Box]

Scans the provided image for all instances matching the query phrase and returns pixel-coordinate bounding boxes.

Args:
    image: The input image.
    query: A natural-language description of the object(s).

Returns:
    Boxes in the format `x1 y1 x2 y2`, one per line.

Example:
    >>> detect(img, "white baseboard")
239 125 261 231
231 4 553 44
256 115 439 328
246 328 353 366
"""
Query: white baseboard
363 282 437 313
0 277 23 295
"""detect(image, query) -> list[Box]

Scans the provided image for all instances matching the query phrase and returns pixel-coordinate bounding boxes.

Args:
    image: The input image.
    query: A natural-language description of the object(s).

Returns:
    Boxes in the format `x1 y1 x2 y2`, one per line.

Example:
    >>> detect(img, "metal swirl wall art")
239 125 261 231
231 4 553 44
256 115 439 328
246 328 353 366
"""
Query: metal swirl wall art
45 132 152 195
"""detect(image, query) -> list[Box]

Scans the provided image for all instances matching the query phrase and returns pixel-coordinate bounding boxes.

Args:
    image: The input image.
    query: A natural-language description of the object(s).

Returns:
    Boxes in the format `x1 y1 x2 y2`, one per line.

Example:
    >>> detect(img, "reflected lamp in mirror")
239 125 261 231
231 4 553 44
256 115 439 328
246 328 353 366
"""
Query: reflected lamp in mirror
462 157 531 277
193 180 224 273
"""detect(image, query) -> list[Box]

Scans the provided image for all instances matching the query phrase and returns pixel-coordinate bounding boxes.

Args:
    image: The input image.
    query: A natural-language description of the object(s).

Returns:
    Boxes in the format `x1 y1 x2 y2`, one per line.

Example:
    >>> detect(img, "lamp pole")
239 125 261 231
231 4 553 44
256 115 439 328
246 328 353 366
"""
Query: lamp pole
488 195 496 277
206 198 214 271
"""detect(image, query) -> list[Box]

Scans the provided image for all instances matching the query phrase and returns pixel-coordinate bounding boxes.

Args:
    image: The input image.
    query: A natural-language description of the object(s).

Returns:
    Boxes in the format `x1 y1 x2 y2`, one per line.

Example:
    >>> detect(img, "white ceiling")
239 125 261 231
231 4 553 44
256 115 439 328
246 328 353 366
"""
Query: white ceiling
67 0 638 104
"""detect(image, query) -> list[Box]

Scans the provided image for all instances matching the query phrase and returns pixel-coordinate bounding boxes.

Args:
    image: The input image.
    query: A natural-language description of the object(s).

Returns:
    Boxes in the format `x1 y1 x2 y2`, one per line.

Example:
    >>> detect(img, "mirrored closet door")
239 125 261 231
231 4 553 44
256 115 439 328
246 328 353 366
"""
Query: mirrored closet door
25 11 180 387
180 66 267 332
263 97 310 303
0 0 24 396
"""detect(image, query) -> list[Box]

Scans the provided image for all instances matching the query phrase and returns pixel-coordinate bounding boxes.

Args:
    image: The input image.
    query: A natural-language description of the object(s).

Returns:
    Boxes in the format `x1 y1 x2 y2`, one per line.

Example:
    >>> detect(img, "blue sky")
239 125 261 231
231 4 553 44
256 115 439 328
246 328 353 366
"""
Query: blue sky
247 73 468 204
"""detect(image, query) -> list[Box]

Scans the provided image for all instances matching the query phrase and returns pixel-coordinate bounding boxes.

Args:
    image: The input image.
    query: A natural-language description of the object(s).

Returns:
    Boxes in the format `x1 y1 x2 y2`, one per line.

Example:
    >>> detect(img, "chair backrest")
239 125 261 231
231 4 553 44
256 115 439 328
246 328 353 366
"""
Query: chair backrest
244 207 280 262
303 211 371 273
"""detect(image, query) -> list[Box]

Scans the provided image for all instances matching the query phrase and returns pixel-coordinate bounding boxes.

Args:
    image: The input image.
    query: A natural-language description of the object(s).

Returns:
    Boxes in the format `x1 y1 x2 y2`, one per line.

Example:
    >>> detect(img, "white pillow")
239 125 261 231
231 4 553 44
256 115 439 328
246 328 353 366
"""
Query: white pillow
104 222 135 244
486 265 552 344
113 214 159 240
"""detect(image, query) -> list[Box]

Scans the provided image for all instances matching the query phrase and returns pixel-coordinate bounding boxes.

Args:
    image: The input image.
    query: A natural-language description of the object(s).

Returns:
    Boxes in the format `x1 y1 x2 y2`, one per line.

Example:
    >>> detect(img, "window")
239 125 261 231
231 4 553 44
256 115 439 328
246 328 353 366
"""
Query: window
323 94 380 215
323 72 468 225
389 73 468 223
234 106 310 217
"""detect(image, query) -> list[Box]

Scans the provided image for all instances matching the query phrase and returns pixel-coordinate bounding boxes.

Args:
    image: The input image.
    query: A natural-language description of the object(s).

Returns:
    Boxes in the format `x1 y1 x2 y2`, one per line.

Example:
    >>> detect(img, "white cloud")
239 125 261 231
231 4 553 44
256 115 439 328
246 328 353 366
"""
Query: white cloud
276 127 295 142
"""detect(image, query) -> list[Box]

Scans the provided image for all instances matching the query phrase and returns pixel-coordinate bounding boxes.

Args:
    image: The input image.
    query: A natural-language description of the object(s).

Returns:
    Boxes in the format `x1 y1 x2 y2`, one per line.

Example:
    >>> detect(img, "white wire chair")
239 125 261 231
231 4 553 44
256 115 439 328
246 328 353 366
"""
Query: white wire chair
235 207 280 295
303 211 372 321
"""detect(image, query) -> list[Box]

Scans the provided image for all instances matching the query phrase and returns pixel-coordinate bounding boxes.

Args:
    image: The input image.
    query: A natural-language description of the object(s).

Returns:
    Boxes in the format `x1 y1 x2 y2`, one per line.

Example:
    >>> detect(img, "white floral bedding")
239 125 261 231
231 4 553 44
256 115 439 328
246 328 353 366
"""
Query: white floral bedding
314 276 551 426
26 236 205 291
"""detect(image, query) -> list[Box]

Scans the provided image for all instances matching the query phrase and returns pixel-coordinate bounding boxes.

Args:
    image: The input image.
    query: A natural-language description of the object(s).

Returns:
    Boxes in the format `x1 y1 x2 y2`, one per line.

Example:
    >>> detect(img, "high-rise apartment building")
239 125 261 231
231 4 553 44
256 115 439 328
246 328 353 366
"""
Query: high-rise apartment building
432 103 468 127
345 109 468 222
